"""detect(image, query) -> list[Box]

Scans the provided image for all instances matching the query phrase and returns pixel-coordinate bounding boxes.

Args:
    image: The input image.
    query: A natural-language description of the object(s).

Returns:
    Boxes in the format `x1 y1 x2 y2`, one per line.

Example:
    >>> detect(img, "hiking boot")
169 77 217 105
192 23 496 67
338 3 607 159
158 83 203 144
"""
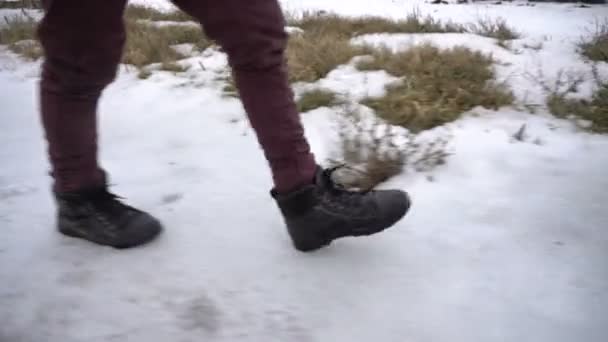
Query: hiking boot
272 167 411 252
54 187 162 248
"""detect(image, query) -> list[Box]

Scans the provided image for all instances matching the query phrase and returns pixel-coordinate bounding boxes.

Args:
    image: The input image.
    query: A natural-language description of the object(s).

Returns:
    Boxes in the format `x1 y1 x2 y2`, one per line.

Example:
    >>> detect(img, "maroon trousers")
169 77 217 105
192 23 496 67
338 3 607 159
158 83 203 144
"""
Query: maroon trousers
38 0 317 193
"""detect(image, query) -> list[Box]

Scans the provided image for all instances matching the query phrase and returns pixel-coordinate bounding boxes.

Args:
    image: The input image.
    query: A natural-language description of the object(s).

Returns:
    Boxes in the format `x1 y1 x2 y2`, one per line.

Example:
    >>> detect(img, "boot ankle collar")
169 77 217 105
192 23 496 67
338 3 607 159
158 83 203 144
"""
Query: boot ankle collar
271 185 319 217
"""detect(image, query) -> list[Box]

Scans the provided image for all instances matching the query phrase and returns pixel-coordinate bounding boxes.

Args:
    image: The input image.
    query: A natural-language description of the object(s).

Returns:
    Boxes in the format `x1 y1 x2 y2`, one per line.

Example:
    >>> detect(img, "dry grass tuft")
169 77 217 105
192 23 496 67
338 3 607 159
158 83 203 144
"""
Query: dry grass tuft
286 33 368 83
124 4 193 22
288 10 465 37
530 67 607 133
0 14 42 59
123 20 211 68
121 6 210 69
331 104 450 190
160 61 189 73
0 0 41 9
137 69 153 80
0 14 36 42
10 38 41 59
579 19 608 62
0 6 210 67
216 72 238 98
469 17 521 42
297 88 340 112
284 9 465 83
546 76 608 133
358 44 514 132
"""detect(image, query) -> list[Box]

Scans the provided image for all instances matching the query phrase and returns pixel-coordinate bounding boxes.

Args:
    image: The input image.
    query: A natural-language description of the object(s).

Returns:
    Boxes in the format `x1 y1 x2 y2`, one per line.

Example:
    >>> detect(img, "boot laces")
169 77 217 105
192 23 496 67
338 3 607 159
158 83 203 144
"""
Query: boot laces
84 189 137 225
322 165 372 208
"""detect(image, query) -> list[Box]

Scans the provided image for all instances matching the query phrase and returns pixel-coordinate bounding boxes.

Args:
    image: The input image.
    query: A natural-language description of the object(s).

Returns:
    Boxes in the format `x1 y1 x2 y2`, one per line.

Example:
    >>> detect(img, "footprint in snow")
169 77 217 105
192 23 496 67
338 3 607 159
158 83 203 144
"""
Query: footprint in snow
57 269 95 288
172 293 222 335
0 185 37 200
161 193 183 205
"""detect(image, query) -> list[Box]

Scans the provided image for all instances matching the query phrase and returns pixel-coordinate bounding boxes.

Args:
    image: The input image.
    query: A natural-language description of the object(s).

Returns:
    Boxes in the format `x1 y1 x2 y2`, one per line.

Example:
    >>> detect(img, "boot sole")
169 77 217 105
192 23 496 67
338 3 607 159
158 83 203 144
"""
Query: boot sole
292 192 412 252
58 217 163 249
293 222 393 252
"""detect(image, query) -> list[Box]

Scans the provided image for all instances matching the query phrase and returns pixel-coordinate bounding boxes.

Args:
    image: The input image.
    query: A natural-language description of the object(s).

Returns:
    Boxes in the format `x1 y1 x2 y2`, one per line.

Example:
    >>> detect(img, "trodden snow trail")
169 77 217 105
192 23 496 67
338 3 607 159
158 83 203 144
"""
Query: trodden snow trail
1 54 608 342
2 1 608 341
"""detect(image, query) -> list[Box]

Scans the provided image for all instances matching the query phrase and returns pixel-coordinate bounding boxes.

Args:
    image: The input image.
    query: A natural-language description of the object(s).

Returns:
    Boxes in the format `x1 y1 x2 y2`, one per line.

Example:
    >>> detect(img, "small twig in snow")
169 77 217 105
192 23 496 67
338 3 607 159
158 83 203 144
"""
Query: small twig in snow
512 123 527 142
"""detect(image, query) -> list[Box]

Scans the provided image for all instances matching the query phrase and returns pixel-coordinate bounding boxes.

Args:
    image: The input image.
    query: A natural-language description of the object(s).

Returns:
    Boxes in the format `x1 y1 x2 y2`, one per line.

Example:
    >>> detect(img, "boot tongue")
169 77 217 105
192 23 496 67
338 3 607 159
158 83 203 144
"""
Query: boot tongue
86 189 136 221
315 167 334 190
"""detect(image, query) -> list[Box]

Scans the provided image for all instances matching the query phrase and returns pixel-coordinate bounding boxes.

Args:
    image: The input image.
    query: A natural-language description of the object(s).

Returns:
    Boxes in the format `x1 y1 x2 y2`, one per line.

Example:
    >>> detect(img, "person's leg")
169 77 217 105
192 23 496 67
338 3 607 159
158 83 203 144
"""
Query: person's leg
38 0 162 248
172 0 316 193
38 0 126 192
172 0 411 252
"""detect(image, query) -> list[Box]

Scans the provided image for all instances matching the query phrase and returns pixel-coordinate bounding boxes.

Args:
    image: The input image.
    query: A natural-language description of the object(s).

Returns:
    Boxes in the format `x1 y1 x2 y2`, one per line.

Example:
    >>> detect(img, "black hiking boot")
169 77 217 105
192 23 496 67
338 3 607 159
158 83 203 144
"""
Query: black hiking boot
54 187 162 248
272 167 411 252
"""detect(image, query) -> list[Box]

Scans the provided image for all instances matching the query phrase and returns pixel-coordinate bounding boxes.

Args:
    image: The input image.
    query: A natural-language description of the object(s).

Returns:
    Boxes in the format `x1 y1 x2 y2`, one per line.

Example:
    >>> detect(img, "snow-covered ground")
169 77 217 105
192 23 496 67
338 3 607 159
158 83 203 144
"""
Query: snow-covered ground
1 1 608 341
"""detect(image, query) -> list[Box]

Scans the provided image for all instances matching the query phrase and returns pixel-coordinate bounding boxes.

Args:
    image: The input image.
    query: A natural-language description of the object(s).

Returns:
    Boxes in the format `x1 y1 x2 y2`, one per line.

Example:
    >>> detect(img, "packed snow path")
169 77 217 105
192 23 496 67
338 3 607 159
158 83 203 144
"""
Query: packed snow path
2 1 608 341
